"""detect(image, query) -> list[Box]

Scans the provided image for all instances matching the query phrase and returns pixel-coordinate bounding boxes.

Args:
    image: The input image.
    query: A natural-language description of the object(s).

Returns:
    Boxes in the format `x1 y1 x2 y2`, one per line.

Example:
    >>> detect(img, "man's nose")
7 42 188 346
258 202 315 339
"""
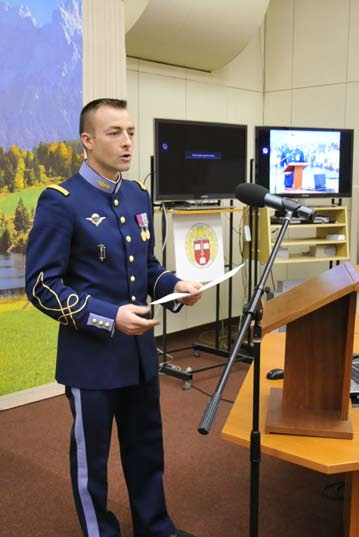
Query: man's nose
122 132 132 146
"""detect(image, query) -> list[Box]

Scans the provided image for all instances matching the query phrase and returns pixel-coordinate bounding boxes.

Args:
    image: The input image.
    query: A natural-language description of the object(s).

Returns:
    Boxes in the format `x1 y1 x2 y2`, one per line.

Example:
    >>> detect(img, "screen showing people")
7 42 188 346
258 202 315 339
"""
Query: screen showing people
267 129 340 195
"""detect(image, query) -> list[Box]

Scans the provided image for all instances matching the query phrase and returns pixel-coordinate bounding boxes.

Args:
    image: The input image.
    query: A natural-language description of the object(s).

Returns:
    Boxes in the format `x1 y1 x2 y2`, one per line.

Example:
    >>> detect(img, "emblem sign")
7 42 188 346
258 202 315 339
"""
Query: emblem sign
185 223 218 268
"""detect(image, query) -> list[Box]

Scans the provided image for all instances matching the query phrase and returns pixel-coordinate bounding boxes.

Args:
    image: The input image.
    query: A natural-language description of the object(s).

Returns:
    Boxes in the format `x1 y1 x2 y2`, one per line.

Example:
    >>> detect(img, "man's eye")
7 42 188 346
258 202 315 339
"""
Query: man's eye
109 131 119 136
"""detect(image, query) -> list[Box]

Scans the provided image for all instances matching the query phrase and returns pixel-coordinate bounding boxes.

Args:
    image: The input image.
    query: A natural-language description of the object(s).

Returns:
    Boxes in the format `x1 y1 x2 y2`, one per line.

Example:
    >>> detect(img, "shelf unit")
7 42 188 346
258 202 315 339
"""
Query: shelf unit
244 206 349 265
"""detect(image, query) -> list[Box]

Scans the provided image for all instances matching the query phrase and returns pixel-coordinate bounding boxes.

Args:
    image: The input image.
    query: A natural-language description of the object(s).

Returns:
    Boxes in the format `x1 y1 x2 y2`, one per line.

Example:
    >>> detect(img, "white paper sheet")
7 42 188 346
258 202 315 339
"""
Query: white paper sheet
150 263 245 305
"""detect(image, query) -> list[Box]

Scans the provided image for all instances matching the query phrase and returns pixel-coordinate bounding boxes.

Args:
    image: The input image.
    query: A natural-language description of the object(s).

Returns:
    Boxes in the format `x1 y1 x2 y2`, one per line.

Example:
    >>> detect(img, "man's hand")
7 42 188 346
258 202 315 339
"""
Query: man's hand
115 304 159 335
174 280 203 306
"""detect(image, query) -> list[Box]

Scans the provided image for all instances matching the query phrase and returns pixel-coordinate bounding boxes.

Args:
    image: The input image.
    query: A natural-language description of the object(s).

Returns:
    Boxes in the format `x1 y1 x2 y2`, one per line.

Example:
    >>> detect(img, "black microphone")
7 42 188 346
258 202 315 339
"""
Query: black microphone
235 183 315 219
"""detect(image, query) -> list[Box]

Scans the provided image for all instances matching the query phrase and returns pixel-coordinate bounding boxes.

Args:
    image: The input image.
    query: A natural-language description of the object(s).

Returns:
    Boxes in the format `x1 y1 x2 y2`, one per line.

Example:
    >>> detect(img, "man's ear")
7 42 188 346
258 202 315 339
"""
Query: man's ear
80 132 93 152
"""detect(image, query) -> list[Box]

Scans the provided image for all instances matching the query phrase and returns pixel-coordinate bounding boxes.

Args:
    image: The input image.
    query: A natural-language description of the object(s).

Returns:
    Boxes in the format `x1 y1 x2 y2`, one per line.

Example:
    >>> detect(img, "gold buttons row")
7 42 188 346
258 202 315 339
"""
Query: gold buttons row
114 201 128 232
92 318 111 328
115 203 136 276
112 199 137 306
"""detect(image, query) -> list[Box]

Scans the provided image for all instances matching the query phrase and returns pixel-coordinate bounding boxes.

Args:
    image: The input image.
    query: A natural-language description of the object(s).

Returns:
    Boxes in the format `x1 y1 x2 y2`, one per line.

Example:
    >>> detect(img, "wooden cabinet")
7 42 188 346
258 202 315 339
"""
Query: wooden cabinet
244 206 349 264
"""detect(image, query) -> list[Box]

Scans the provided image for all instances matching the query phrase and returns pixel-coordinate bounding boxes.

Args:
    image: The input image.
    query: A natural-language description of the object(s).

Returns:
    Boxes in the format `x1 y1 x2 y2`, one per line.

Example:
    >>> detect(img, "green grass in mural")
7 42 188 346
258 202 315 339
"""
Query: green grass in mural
0 297 58 395
0 186 44 216
0 180 62 216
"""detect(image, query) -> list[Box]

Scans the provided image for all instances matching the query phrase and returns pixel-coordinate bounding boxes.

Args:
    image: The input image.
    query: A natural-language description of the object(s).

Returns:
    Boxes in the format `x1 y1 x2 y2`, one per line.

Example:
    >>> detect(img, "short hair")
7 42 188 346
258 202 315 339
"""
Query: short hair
79 98 128 136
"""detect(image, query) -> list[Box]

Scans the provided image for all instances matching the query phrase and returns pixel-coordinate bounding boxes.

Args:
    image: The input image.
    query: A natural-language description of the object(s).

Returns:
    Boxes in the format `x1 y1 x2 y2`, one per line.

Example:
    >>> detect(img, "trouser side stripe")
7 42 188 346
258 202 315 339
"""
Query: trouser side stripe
72 387 100 537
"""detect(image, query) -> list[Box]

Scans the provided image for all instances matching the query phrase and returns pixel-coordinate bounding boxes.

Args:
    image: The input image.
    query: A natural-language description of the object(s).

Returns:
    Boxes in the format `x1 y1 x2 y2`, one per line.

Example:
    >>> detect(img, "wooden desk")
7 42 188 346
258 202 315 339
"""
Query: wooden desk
222 329 359 537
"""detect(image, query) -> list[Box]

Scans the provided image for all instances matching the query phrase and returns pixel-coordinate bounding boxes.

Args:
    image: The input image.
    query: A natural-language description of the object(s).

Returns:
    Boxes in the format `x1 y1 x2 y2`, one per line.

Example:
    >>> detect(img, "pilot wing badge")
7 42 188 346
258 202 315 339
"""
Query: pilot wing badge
86 213 107 227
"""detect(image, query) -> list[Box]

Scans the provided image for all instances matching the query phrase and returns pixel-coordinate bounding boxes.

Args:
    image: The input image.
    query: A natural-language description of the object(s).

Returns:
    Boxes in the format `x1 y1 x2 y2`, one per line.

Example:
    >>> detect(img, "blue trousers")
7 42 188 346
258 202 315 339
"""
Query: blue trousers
66 375 175 537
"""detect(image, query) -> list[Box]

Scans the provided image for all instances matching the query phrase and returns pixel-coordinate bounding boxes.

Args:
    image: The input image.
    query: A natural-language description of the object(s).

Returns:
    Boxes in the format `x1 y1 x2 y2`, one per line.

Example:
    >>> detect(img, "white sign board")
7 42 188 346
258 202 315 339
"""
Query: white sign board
172 213 225 282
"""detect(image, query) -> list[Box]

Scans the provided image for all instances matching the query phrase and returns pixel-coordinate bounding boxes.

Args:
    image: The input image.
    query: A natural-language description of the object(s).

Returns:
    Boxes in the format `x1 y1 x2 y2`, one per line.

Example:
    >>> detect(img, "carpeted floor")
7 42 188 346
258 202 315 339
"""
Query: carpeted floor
0 327 344 537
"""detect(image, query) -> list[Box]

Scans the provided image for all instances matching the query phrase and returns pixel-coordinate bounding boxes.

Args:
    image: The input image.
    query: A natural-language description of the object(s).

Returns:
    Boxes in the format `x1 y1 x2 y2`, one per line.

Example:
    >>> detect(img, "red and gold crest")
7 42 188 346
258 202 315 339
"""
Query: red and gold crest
185 224 218 268
193 238 210 265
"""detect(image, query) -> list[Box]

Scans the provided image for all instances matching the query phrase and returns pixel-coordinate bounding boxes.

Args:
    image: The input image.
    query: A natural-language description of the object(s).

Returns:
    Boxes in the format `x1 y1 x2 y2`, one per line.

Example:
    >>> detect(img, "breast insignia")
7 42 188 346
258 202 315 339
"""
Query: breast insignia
86 213 107 226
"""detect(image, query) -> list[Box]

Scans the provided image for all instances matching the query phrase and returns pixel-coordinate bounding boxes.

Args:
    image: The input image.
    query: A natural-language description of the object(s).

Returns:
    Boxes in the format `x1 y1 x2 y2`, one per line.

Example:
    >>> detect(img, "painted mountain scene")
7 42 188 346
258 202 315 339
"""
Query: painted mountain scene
0 1 83 395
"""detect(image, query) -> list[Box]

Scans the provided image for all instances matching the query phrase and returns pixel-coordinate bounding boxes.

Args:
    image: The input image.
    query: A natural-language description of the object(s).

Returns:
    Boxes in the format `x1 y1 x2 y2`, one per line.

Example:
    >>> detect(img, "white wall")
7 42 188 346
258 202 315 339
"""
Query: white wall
124 0 359 334
125 29 265 334
263 0 359 285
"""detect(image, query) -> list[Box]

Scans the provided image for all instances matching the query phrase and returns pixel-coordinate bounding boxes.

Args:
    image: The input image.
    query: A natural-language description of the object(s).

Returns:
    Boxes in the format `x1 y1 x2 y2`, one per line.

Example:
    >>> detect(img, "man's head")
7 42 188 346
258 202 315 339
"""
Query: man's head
80 98 135 180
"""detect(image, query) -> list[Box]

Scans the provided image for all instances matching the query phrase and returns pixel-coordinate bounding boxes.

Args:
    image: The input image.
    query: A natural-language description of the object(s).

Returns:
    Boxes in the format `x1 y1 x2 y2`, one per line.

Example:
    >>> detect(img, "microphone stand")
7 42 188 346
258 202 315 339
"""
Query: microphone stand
198 208 297 537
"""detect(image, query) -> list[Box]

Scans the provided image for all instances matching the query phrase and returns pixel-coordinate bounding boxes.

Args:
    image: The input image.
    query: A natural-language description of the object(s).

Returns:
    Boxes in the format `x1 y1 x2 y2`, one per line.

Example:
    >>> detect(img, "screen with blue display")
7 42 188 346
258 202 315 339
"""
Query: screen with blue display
154 118 247 201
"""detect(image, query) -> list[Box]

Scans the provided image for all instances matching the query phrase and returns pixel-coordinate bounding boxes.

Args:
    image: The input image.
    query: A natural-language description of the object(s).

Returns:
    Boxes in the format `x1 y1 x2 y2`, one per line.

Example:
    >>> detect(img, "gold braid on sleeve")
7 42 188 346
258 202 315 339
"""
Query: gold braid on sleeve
32 272 90 330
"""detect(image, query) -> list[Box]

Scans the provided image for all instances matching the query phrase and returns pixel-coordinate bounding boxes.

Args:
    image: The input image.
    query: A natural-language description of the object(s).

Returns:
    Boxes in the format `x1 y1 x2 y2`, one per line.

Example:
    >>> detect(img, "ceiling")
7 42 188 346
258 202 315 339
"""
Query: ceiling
125 0 270 72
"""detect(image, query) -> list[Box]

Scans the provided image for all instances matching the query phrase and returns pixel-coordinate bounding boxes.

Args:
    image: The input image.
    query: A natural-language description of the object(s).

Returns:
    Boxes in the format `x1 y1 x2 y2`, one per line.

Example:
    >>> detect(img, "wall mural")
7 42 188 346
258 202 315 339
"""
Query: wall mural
0 0 83 396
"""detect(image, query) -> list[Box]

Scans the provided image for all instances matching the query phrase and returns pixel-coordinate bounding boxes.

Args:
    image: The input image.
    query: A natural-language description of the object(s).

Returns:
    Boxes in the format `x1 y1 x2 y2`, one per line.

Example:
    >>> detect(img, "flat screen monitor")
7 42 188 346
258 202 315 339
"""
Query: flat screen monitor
154 118 247 202
255 126 354 198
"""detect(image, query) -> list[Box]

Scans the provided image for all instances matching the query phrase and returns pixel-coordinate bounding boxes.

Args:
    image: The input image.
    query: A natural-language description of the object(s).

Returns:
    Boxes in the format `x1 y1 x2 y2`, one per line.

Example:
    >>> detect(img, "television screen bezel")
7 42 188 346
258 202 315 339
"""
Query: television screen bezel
154 117 247 202
254 125 354 199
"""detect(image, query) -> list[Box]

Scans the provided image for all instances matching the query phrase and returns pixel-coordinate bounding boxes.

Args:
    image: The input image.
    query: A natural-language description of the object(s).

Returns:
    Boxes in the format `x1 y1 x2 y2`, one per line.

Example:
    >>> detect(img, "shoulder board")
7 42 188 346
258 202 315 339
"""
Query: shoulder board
133 180 147 191
47 184 70 197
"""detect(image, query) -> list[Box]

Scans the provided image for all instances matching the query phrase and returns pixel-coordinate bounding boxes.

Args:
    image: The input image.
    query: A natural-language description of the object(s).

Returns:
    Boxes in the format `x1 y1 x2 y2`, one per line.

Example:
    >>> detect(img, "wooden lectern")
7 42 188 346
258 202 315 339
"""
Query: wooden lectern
284 162 308 189
262 262 359 439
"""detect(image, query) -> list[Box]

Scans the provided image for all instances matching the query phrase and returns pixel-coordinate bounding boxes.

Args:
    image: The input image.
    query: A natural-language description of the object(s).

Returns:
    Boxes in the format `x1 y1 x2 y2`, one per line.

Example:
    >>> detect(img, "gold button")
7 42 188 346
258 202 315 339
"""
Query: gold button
105 322 110 328
131 296 136 302
129 255 134 263
120 216 126 224
92 318 97 324
113 199 119 207
126 235 131 243
130 275 136 282
98 320 104 326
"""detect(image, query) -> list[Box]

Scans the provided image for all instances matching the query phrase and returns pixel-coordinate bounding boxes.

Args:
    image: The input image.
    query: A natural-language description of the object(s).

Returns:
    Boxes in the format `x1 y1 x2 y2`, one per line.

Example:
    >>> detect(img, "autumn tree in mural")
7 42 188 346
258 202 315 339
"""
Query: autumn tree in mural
0 140 83 254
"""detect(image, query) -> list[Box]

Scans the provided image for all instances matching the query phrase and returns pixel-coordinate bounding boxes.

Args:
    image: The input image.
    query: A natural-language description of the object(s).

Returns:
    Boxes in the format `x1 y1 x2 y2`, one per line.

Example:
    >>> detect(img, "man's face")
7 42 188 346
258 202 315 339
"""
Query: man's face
81 105 135 180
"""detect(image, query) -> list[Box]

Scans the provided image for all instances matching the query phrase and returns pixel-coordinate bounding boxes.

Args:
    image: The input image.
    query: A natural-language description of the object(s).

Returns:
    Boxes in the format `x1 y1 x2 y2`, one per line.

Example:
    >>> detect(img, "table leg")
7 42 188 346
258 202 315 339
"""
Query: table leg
344 471 359 537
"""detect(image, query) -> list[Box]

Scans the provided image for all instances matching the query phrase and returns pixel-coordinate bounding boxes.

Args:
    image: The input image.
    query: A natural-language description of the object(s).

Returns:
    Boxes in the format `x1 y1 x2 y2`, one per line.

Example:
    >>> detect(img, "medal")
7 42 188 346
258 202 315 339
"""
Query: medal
142 213 150 241
136 213 150 241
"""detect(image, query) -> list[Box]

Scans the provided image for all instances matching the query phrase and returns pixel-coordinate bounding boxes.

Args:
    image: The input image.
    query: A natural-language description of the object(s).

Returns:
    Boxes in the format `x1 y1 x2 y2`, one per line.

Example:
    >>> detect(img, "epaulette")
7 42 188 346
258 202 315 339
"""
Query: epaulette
47 184 70 197
133 180 147 191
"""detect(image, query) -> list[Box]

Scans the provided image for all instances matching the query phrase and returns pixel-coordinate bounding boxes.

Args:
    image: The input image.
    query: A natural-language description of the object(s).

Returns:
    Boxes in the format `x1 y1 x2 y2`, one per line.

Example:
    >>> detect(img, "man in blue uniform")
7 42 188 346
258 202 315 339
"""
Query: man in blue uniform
25 98 202 537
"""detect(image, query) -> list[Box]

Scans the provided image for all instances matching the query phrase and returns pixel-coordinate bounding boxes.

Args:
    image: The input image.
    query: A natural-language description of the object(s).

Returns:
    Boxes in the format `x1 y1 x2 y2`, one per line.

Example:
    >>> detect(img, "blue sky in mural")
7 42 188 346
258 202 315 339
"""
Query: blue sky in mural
0 0 82 149
3 0 63 26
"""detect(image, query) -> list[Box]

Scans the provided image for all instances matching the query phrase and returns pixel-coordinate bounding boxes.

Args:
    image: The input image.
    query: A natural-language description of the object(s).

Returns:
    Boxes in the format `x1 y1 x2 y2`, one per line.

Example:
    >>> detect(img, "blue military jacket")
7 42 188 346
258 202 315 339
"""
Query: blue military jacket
25 163 180 389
